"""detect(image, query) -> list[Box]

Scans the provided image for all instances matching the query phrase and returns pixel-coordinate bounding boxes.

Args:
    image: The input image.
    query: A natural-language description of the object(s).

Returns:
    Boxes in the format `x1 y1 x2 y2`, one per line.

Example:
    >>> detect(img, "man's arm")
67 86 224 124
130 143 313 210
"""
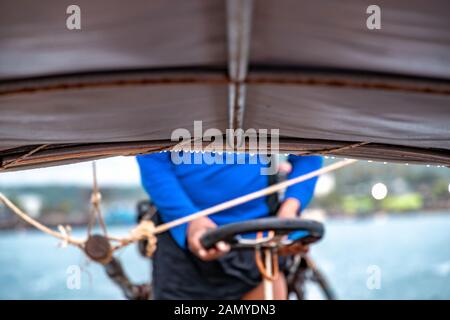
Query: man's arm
136 153 229 259
282 155 323 214
136 153 200 248
277 155 323 256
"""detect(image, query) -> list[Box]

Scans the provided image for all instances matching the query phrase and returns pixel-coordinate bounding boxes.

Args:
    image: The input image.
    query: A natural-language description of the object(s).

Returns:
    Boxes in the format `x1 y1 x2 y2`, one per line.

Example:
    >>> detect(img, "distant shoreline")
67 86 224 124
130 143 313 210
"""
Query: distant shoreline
1 209 449 232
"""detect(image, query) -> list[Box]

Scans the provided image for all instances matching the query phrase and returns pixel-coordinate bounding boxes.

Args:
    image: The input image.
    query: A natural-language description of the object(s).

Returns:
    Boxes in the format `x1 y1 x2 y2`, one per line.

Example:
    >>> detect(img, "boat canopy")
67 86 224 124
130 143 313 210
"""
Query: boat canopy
0 0 449 171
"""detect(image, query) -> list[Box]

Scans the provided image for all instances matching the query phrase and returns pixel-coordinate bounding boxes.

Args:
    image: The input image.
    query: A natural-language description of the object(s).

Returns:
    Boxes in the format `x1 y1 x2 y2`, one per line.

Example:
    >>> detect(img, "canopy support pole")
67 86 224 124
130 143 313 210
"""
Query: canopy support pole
226 0 253 144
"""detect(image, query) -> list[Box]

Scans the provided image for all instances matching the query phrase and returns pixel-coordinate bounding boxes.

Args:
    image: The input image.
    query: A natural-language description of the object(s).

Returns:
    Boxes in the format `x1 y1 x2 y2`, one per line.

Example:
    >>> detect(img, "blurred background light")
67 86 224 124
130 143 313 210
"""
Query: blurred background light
371 182 388 200
315 174 336 197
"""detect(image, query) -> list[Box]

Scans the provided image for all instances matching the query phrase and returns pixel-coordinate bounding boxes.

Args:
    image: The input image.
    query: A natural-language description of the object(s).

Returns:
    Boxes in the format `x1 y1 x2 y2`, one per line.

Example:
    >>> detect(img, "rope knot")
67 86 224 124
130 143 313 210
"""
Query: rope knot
90 191 102 204
130 220 157 257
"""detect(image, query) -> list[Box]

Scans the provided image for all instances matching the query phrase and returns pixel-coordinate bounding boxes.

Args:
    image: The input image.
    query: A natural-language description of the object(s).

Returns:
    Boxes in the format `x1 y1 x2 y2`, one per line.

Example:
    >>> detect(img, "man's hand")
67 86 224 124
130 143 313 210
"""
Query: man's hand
187 216 230 261
277 197 300 219
277 198 310 256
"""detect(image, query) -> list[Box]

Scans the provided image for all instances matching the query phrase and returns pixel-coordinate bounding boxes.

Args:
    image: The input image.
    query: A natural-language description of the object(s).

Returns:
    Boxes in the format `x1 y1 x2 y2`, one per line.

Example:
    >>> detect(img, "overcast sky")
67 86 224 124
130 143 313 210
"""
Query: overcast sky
0 156 141 187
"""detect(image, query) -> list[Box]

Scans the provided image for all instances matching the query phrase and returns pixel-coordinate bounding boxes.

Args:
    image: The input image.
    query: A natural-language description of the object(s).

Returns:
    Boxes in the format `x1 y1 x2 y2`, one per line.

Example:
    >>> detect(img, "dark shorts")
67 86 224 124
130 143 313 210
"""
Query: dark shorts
152 228 263 300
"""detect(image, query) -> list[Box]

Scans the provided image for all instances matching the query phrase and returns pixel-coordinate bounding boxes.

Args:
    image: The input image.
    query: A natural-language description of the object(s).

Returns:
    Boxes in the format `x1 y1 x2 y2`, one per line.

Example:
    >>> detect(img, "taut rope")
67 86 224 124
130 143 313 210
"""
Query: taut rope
151 158 357 234
301 142 369 156
0 144 49 170
0 158 357 257
0 193 84 246
87 162 108 236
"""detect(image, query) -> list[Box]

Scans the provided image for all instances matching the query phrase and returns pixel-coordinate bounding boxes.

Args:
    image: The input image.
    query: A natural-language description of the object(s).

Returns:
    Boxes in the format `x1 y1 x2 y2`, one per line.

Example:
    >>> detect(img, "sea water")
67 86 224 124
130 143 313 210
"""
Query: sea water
0 213 449 299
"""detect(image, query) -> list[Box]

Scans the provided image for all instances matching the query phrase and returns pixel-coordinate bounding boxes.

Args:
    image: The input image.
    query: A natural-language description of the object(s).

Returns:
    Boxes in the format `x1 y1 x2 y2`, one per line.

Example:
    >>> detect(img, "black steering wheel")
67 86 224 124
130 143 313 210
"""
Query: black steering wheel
200 217 324 250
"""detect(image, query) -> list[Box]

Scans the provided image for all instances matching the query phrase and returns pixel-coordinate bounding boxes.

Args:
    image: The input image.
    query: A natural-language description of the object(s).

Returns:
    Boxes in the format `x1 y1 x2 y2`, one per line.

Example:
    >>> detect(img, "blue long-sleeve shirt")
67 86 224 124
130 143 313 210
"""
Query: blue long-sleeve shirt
136 152 322 249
